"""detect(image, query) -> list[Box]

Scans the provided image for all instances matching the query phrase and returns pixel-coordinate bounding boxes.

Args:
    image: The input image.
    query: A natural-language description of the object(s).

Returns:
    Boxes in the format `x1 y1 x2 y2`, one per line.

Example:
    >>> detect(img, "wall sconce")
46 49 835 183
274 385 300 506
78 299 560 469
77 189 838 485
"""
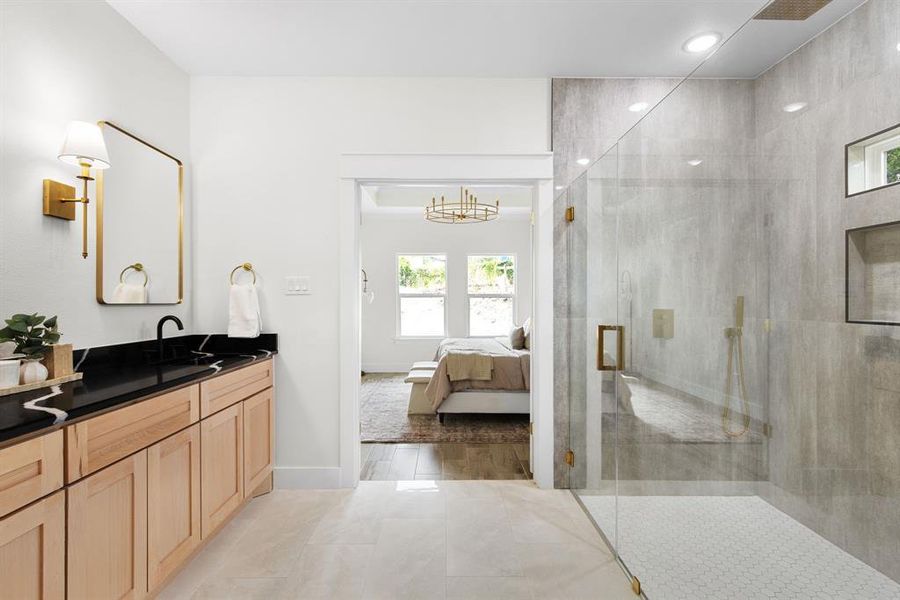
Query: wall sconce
361 269 375 304
42 121 110 258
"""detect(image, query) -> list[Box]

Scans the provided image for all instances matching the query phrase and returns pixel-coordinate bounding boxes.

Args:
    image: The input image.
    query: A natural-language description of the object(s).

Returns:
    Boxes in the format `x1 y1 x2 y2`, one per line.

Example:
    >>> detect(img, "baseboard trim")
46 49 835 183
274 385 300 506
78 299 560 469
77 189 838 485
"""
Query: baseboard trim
274 466 343 489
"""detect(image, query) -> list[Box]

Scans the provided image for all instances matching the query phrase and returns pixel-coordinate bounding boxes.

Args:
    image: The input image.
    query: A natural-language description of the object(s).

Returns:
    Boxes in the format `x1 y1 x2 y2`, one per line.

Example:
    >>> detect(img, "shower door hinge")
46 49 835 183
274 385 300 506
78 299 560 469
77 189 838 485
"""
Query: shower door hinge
565 206 575 222
763 423 772 437
529 422 534 435
631 576 642 595
565 449 575 467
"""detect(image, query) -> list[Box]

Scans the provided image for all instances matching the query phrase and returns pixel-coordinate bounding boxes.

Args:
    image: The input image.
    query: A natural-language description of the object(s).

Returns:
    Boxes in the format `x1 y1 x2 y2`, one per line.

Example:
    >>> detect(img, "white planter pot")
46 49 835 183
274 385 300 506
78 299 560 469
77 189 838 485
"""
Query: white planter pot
0 359 20 388
20 359 49 385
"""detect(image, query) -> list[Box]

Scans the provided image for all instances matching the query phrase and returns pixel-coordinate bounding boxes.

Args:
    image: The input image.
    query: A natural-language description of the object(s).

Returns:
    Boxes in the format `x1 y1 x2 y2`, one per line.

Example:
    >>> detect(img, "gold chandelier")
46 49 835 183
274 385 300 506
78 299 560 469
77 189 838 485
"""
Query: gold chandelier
425 187 499 224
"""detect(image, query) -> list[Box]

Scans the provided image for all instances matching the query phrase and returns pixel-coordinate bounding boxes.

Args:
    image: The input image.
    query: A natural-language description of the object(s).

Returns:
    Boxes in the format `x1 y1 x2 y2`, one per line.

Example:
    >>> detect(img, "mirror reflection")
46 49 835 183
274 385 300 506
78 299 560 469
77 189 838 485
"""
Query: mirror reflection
96 122 183 304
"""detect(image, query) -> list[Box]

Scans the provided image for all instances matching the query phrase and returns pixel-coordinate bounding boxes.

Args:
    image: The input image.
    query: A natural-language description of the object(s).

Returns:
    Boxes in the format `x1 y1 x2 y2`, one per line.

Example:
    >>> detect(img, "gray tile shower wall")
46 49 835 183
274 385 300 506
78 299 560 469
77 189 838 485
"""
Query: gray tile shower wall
753 0 900 581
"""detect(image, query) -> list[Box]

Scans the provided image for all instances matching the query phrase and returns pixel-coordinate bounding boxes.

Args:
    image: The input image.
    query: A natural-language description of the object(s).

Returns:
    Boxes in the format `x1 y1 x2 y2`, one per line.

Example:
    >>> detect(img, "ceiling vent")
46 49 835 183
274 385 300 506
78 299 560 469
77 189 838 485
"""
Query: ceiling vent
754 0 832 20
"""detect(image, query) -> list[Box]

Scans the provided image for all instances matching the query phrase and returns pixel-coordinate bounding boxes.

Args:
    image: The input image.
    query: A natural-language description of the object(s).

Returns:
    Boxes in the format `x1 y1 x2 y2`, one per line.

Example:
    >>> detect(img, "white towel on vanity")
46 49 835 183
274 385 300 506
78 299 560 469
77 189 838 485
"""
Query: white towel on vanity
111 282 148 303
228 283 261 338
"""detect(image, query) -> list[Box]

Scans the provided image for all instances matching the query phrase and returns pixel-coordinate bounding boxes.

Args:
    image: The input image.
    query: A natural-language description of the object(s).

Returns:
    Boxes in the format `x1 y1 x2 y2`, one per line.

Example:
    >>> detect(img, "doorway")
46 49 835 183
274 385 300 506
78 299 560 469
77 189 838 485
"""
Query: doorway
338 153 555 488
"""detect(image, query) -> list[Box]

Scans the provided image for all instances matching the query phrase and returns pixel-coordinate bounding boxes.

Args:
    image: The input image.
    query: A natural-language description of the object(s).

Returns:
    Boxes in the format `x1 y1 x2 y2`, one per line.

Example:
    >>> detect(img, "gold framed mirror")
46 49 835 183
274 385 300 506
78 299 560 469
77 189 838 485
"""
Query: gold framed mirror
95 121 184 304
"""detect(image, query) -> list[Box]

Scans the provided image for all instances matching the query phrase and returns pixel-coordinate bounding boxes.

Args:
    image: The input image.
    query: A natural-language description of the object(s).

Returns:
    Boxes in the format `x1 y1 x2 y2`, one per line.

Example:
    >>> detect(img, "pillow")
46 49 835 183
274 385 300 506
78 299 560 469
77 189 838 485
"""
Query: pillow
522 317 532 350
509 326 526 350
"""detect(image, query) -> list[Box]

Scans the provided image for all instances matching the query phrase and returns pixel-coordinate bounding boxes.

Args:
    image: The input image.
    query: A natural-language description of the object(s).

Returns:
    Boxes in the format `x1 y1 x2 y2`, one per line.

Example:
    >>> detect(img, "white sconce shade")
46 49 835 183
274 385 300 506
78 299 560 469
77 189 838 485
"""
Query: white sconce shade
58 121 110 169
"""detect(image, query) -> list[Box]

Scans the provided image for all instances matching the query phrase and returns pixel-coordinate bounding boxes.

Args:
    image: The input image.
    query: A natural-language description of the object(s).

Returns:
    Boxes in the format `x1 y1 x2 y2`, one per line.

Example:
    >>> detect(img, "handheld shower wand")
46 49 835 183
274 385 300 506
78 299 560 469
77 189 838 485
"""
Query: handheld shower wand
722 296 750 438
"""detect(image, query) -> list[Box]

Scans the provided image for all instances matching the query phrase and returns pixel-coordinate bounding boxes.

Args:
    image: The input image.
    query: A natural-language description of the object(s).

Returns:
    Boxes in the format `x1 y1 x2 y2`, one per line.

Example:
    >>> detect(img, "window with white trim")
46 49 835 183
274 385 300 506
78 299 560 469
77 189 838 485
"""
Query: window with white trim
467 255 516 336
397 254 447 337
847 125 900 196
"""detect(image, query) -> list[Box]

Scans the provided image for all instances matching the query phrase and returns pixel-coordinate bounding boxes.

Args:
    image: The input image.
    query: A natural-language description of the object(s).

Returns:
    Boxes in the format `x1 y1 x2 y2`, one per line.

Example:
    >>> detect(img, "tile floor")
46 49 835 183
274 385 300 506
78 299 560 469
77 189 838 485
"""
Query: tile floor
360 442 531 481
157 480 634 599
580 494 900 600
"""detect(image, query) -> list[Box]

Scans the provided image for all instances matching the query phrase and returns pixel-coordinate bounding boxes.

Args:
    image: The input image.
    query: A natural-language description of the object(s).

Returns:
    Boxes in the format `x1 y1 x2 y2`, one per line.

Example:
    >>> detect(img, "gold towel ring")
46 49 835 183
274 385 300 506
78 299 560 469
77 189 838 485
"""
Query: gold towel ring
119 263 148 287
230 262 257 284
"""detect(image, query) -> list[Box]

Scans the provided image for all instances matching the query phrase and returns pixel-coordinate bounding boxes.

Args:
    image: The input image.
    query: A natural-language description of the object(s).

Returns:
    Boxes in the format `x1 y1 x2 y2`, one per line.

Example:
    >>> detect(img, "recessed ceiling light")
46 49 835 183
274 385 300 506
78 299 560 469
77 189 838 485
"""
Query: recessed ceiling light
555 185 565 190
628 102 650 112
782 101 808 113
576 158 590 165
683 32 721 53
687 159 703 167
896 42 900 51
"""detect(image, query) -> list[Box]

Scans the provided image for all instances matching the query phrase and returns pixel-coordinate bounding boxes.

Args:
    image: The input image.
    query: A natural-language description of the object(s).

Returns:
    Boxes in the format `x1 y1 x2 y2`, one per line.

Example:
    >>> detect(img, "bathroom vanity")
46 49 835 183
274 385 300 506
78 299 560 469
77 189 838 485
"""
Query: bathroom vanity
0 334 277 599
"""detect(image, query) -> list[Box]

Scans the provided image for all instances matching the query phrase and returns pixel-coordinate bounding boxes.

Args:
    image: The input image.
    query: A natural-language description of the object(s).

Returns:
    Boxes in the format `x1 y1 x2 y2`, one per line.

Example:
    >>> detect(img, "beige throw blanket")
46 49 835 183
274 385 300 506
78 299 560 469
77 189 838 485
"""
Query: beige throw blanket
426 338 530 410
447 352 493 381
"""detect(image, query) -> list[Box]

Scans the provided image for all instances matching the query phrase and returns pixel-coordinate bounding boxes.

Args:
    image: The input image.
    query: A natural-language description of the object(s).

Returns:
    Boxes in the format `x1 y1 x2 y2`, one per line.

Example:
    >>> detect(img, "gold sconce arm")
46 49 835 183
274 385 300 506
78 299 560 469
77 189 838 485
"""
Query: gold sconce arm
57 165 93 259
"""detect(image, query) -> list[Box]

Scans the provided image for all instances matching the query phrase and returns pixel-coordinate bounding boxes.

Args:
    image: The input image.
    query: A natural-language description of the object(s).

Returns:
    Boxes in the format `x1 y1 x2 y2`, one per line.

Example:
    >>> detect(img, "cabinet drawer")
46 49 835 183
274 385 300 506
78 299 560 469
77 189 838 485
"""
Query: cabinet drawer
0 430 64 518
200 359 273 418
66 385 199 482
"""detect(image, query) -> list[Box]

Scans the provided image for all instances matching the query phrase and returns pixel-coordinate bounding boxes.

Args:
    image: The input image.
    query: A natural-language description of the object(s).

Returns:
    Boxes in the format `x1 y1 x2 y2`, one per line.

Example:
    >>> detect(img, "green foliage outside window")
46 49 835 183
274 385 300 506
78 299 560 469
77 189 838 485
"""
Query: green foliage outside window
886 146 900 184
468 255 515 294
398 255 446 293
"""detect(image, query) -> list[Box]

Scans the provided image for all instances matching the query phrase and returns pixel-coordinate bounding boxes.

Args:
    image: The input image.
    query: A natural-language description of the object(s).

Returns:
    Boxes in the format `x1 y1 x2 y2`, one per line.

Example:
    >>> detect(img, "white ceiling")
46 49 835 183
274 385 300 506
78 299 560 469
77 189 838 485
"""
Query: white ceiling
107 0 865 78
361 184 532 216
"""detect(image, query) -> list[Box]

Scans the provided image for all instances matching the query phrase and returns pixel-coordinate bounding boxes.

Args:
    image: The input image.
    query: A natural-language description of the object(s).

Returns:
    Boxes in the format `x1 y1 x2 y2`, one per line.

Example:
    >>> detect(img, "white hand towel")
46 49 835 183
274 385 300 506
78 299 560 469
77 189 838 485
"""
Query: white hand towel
111 282 148 303
228 283 261 338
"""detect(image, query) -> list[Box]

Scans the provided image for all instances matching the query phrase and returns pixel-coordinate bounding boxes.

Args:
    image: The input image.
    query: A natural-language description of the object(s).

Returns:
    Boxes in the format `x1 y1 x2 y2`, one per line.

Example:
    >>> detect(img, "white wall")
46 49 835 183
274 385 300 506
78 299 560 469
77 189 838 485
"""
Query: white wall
0 1 191 348
191 77 549 484
361 214 533 372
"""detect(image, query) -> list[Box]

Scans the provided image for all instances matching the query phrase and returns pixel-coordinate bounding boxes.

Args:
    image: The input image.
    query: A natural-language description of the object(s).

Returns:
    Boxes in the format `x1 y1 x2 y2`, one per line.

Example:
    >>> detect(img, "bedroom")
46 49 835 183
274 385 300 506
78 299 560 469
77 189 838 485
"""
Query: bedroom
359 183 534 480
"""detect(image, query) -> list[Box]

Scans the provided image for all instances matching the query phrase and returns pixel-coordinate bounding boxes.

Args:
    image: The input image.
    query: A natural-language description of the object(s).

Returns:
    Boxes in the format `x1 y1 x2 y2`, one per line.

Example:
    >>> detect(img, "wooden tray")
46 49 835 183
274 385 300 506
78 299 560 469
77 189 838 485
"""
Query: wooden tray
0 372 83 397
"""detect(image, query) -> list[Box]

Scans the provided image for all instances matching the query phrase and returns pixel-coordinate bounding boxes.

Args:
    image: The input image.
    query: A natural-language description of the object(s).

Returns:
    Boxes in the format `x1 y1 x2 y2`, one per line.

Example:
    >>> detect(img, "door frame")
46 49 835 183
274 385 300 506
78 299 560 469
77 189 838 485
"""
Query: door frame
338 153 555 488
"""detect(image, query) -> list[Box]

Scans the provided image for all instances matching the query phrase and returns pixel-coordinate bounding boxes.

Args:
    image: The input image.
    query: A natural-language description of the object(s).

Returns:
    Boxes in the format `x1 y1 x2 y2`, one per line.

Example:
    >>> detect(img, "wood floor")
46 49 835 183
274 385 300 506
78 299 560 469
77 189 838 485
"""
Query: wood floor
360 442 531 480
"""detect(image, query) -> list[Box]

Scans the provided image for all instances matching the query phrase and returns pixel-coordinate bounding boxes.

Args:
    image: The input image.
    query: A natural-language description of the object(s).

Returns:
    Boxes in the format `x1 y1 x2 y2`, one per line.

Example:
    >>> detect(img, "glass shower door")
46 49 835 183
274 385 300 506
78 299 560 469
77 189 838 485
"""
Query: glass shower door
568 146 623 556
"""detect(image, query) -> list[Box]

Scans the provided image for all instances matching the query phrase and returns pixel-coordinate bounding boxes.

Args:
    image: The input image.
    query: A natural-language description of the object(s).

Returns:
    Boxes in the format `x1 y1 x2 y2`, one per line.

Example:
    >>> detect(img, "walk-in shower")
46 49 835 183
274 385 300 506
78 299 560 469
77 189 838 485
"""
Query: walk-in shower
558 1 900 598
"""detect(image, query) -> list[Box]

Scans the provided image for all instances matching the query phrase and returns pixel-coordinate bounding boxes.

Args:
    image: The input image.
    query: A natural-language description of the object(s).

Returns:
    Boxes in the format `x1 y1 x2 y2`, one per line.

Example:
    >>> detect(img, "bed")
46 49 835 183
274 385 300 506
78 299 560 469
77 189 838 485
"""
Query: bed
424 337 531 422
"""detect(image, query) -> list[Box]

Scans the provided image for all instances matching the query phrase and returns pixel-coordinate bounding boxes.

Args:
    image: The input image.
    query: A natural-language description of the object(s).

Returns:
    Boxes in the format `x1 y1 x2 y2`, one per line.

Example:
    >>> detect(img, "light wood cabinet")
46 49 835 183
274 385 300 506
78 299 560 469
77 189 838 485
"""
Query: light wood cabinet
0 490 65 600
66 385 199 482
0 430 64 518
67 451 148 600
147 424 200 591
200 359 273 418
200 402 243 538
243 388 274 495
0 359 276 598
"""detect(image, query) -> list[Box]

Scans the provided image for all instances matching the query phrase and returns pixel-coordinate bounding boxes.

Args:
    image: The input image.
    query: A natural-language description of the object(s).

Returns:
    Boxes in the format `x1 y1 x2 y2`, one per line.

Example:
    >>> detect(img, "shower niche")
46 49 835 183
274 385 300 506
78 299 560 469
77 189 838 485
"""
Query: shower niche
846 221 900 325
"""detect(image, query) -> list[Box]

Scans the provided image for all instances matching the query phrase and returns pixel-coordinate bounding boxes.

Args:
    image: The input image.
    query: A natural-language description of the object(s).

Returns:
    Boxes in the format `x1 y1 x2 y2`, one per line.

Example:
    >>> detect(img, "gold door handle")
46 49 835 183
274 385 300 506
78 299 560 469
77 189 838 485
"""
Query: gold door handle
597 325 624 371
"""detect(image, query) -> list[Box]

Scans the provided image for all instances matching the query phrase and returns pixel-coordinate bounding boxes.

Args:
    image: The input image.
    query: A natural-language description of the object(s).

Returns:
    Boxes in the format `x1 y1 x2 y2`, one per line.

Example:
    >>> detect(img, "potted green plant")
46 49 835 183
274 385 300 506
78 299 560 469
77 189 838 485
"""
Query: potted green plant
0 313 61 385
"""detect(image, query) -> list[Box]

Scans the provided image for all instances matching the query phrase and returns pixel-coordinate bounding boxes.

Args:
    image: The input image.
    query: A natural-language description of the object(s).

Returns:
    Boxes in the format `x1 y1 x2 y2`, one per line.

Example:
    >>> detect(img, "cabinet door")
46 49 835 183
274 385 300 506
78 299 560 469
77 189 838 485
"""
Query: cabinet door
67 451 148 600
147 425 200 591
201 402 243 538
243 388 274 495
0 490 65 600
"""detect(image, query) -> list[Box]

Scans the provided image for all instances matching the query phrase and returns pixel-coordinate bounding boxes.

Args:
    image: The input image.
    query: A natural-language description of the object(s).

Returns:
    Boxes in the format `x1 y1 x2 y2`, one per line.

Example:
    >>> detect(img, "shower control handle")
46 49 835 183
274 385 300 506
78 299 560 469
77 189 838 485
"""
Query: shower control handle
597 324 625 371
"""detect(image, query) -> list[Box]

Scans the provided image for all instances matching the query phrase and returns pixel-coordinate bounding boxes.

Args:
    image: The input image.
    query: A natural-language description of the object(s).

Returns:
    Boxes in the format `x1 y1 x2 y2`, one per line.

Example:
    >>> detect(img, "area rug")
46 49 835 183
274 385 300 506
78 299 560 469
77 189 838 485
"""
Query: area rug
360 373 529 443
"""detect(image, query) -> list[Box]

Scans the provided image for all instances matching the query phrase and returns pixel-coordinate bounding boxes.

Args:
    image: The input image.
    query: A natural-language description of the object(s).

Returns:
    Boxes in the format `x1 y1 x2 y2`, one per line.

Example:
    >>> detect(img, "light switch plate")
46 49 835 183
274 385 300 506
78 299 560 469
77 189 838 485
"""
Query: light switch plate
285 276 311 295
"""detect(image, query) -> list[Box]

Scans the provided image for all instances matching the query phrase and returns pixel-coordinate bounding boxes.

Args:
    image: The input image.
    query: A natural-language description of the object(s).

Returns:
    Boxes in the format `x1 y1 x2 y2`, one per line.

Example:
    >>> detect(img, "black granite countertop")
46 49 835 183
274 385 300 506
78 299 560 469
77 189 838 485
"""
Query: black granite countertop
0 334 277 447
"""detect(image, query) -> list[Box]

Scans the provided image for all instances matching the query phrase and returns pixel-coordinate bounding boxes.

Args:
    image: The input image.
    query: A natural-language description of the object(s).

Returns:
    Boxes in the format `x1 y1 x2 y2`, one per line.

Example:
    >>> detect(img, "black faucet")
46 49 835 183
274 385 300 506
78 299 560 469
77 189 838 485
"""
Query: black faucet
157 315 184 361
